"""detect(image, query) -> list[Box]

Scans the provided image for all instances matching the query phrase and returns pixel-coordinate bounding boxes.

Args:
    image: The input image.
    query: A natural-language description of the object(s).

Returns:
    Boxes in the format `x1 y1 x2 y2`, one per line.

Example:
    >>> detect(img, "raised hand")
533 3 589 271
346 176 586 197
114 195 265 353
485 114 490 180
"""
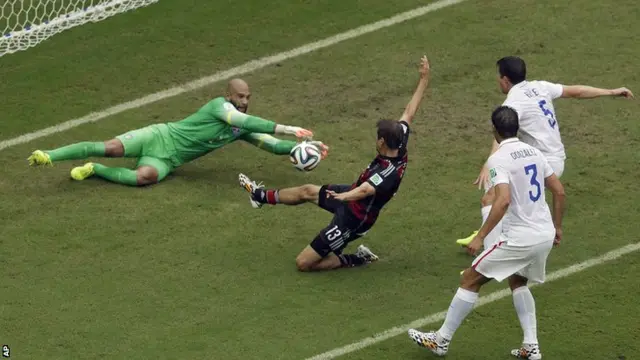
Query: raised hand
419 55 430 79
613 87 634 99
473 165 490 190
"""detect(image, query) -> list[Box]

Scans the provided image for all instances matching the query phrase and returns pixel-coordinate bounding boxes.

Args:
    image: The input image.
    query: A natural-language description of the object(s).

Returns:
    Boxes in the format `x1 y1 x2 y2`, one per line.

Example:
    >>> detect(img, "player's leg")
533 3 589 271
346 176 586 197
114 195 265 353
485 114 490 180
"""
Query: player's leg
71 156 172 186
296 238 376 272
295 244 341 271
296 245 378 272
508 274 542 360
408 265 491 356
68 126 155 164
28 137 126 166
507 241 553 360
239 173 322 208
267 184 321 205
69 126 175 186
295 215 377 272
409 241 530 356
134 157 172 185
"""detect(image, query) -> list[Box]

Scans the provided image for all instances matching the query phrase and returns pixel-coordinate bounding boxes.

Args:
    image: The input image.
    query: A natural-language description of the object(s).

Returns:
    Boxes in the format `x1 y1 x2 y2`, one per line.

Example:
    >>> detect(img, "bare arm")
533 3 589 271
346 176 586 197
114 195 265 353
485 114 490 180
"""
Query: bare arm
561 85 634 99
399 55 430 124
327 182 376 202
467 182 509 255
545 174 566 244
477 183 510 239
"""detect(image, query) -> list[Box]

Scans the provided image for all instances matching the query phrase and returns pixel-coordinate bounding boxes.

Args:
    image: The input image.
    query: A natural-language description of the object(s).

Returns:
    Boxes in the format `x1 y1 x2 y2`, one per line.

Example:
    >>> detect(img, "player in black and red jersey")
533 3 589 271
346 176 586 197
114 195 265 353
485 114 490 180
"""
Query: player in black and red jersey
238 55 430 272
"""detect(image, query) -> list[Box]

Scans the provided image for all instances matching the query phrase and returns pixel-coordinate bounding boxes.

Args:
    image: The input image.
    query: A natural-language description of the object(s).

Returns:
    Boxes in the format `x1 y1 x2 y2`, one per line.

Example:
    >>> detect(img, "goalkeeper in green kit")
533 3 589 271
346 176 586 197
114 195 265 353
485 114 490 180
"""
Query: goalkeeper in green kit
28 79 329 186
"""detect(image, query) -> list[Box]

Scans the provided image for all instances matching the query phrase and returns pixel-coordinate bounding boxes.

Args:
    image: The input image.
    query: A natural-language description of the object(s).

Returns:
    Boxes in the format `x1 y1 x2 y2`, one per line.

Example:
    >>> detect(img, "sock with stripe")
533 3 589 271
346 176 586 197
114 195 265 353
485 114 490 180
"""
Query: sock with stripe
253 189 280 205
338 254 366 267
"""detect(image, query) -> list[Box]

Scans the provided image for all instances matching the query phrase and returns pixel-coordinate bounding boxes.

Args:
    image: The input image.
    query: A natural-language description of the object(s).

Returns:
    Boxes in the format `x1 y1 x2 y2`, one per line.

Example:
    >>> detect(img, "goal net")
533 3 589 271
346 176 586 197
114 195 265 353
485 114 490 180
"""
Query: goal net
1 0 159 57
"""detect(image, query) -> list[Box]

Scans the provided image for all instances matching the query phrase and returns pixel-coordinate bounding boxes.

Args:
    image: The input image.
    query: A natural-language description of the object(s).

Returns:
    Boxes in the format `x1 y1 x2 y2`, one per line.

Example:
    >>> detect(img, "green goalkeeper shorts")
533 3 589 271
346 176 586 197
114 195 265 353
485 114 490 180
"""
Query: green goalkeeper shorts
116 124 180 181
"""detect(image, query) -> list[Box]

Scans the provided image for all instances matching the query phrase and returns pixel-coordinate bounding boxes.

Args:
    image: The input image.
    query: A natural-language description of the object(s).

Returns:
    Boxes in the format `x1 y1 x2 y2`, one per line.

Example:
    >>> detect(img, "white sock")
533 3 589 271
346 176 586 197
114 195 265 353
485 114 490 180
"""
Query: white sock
438 288 479 340
512 286 538 345
481 205 503 248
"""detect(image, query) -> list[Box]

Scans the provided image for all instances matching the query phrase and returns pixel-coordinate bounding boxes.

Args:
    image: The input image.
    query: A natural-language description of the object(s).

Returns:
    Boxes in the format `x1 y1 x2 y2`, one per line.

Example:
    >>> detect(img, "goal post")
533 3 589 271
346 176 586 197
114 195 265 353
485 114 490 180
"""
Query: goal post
1 0 159 57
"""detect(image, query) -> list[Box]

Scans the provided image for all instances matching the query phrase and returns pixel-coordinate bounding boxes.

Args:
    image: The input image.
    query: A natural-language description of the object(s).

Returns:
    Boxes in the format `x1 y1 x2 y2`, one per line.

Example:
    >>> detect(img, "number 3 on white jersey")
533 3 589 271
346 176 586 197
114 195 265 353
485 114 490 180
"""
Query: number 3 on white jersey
524 164 541 202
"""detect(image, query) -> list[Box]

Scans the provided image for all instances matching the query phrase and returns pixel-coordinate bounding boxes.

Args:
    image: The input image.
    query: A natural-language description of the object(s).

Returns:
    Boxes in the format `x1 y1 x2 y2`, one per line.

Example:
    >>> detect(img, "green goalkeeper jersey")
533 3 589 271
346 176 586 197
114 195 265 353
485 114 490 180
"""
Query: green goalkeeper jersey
166 97 277 165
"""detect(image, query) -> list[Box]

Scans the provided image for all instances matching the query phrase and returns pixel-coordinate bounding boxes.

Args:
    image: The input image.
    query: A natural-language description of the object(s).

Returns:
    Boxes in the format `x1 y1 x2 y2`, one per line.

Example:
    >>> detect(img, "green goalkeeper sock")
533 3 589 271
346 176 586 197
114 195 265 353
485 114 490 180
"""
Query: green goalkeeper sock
93 163 139 186
46 142 106 162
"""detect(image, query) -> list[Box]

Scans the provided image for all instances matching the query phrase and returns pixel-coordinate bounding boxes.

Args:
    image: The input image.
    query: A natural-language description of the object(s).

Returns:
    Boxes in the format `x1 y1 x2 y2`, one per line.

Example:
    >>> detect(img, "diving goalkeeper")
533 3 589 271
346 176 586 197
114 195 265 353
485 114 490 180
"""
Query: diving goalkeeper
28 79 329 186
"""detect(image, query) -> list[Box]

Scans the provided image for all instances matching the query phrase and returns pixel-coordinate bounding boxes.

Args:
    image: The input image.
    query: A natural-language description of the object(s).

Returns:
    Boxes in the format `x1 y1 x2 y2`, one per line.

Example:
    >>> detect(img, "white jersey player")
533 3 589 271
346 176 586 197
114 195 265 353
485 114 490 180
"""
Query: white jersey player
408 106 566 360
457 56 633 249
502 80 566 176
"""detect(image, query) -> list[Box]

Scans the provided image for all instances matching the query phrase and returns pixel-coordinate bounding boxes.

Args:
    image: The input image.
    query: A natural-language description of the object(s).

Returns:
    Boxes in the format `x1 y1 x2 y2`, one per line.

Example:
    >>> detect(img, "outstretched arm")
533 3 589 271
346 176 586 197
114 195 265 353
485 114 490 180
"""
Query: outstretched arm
240 133 296 155
328 166 401 202
327 182 376 202
218 104 314 139
241 133 330 158
399 55 430 124
560 85 633 99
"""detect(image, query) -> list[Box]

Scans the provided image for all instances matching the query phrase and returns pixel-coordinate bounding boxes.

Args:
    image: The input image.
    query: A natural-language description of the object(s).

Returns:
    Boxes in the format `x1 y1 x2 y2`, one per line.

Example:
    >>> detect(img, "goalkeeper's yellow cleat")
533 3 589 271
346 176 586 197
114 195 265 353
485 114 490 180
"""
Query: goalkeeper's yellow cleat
70 163 95 181
28 150 52 166
456 230 478 247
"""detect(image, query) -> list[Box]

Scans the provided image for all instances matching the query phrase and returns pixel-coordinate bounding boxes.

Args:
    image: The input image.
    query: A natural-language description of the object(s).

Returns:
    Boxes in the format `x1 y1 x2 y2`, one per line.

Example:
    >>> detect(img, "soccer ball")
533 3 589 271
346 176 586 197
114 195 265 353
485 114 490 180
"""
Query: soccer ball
290 142 321 171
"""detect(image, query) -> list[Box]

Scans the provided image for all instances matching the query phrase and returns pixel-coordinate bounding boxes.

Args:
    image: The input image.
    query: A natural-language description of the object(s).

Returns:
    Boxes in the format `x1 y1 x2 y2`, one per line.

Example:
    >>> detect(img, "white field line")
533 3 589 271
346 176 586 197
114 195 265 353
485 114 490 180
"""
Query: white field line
304 241 640 360
0 0 467 152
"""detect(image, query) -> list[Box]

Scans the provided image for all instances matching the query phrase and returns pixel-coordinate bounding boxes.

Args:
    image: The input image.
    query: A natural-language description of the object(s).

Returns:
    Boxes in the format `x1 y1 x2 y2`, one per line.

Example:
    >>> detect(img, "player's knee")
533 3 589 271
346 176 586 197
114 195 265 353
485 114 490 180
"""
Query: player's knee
508 274 528 290
459 273 473 289
460 269 483 291
300 184 319 201
136 166 159 186
295 257 313 272
104 139 125 157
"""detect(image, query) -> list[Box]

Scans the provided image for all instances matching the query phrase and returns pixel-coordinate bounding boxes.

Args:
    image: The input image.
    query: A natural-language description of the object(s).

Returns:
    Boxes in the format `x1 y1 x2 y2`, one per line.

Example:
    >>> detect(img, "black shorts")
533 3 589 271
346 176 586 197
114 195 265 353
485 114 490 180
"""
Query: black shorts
310 184 370 257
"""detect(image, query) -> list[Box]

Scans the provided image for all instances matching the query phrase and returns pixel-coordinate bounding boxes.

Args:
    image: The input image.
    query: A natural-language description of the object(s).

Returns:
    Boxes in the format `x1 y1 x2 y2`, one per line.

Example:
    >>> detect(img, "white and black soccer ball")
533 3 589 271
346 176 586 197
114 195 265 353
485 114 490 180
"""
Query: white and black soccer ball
289 142 321 171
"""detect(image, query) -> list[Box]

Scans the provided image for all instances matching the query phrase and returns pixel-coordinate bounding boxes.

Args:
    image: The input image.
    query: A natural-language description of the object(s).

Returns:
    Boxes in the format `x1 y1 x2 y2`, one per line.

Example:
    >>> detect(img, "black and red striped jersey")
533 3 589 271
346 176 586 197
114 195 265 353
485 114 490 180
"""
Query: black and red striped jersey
348 121 410 225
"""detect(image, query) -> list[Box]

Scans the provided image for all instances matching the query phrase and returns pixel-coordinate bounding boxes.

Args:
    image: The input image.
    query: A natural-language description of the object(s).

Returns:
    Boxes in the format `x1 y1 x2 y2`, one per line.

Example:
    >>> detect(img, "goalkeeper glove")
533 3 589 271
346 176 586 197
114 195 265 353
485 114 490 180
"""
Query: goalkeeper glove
305 140 329 159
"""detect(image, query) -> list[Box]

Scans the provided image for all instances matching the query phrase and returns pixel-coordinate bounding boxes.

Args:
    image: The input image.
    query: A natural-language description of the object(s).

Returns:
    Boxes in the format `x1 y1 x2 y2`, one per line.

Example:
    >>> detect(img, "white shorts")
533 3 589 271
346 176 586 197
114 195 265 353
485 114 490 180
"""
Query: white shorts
546 158 565 178
472 239 554 284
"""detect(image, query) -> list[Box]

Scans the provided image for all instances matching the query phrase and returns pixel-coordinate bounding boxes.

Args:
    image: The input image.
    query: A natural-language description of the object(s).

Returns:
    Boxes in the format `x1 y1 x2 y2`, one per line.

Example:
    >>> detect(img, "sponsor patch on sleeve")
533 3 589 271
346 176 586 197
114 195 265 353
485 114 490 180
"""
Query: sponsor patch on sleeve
370 173 383 186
